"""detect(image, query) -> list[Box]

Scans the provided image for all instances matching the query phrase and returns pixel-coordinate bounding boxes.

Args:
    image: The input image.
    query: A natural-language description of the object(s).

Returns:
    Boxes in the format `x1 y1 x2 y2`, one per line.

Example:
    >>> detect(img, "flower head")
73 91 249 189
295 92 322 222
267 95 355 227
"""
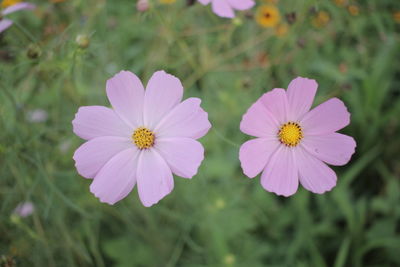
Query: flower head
255 5 280 28
72 70 211 207
197 0 255 19
13 202 34 217
312 11 330 28
239 77 356 196
0 1 35 33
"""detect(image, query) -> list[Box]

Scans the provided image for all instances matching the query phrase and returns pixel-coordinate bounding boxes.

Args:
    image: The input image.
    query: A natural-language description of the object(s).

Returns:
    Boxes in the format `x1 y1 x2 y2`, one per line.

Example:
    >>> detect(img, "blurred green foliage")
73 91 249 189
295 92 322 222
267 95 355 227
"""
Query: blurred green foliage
1 0 400 266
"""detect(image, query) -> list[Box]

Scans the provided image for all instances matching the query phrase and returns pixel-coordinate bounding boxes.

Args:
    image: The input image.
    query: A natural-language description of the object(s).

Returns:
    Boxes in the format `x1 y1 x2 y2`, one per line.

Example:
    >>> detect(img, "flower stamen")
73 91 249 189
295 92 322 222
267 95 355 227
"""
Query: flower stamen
278 122 303 147
132 127 155 149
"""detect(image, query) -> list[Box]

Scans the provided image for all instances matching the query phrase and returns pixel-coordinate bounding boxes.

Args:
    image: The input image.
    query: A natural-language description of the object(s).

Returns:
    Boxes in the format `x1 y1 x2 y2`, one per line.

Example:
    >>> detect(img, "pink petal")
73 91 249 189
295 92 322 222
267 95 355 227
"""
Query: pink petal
227 0 255 10
72 106 132 140
301 133 356 166
300 98 350 135
0 19 13 33
155 137 204 179
240 96 279 138
73 137 132 179
154 98 211 139
198 0 211 4
2 2 35 15
286 77 318 121
106 71 145 129
137 149 174 207
211 0 235 18
296 148 337 194
143 71 183 129
90 148 139 205
261 146 298 197
239 137 280 178
259 88 288 125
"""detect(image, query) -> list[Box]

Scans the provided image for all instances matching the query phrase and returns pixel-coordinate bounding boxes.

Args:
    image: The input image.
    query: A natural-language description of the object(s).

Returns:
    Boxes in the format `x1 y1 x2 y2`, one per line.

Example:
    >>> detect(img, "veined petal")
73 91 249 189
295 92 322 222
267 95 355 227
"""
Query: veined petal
212 0 235 18
137 149 174 207
239 137 280 178
261 145 298 197
155 98 211 139
155 137 204 178
240 96 279 137
90 148 139 205
73 137 132 179
259 88 288 125
286 77 318 121
2 2 35 15
143 71 183 129
301 98 350 135
106 70 145 128
296 147 337 194
227 0 255 10
72 106 132 140
301 133 356 166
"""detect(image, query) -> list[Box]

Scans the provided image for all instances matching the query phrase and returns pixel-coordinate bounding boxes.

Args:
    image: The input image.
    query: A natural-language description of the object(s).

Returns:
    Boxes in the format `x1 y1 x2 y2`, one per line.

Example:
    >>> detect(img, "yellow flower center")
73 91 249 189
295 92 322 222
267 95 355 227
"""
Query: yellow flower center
255 5 281 28
1 0 21 9
132 127 155 149
278 122 303 147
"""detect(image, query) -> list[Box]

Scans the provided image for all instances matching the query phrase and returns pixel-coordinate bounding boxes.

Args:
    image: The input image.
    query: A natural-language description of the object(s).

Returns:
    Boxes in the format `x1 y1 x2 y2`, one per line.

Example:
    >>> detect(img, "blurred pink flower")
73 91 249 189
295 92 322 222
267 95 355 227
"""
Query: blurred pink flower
13 202 34 217
0 2 35 33
26 109 48 123
239 77 356 196
197 0 254 18
136 0 149 12
72 70 211 207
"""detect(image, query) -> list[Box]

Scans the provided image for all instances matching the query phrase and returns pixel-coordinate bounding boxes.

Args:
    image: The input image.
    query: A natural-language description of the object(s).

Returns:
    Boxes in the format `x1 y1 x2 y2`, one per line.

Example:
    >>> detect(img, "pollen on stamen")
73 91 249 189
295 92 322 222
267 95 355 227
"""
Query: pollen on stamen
278 122 303 147
132 127 155 149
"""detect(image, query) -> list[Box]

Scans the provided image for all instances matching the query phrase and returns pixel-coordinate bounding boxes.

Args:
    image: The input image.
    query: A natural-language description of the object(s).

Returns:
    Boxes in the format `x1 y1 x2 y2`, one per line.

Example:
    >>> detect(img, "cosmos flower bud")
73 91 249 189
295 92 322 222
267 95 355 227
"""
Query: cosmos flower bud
136 0 149 12
26 43 41 59
75 34 90 49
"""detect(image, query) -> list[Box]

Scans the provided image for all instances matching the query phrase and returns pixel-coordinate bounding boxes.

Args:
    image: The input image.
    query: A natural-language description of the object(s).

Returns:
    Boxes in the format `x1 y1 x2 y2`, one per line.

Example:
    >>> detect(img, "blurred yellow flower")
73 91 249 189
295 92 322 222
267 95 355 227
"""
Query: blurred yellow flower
347 5 359 16
393 11 400 23
333 0 347 7
312 11 330 28
255 5 280 28
223 254 235 266
1 0 21 8
159 0 176 4
275 23 288 37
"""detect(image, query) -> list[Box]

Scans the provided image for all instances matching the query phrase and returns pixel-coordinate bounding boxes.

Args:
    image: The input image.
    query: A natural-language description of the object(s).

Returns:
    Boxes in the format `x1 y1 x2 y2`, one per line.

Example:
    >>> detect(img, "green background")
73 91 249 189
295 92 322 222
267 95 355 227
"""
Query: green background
1 0 400 266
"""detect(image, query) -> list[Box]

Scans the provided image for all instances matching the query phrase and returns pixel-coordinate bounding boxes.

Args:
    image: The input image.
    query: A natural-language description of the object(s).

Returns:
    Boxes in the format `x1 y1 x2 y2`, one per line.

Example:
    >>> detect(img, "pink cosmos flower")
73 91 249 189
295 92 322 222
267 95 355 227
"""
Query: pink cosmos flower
72 70 211 207
0 2 35 33
239 77 356 196
198 0 255 18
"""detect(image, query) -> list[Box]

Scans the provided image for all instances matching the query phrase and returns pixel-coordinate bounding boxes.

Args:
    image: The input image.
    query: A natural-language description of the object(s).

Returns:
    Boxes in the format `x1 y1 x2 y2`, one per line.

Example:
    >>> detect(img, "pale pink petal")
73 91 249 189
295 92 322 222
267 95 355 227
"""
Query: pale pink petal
240 97 279 138
212 0 235 18
259 88 288 125
72 106 132 140
301 98 350 135
296 147 337 194
286 77 318 121
155 137 204 179
90 148 139 205
301 133 356 166
198 0 211 4
261 146 298 196
137 149 174 207
0 19 13 33
2 2 35 15
73 137 132 179
154 98 211 139
106 70 145 128
143 71 183 129
227 0 255 10
239 137 280 178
